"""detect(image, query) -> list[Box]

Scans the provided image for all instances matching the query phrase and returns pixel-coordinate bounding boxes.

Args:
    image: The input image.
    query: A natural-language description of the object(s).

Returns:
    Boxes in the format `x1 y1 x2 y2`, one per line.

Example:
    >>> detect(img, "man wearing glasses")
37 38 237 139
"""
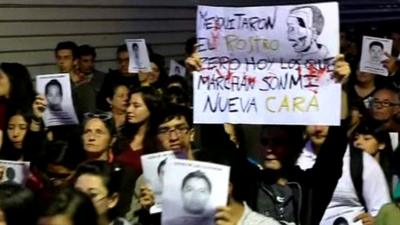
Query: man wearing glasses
369 87 400 132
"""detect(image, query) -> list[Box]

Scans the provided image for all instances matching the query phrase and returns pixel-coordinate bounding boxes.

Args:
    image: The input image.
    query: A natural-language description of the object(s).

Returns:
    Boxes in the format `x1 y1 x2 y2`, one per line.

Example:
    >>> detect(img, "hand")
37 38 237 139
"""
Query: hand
185 52 202 72
139 185 155 211
382 52 398 75
354 212 374 225
32 95 47 120
215 206 235 225
333 54 351 84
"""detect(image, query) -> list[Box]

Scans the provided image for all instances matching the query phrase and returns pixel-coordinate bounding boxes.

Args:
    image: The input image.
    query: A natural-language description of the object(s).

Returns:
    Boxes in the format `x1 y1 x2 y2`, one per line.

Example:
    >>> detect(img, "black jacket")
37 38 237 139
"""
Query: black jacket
247 125 348 225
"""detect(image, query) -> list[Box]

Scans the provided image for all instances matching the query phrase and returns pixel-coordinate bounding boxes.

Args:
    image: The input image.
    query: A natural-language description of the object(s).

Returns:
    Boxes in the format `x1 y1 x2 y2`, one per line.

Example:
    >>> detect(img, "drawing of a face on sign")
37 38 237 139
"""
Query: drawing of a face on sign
287 6 328 58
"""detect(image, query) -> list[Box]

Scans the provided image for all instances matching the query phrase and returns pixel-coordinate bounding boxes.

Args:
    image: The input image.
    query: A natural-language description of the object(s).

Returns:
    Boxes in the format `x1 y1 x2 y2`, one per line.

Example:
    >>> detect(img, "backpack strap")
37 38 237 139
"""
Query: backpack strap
350 146 368 211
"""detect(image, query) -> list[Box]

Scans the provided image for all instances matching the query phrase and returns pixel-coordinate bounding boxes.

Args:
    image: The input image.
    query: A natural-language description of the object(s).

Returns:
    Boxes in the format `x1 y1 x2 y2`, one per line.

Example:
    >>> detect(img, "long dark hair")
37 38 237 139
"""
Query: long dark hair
114 86 162 155
0 63 36 113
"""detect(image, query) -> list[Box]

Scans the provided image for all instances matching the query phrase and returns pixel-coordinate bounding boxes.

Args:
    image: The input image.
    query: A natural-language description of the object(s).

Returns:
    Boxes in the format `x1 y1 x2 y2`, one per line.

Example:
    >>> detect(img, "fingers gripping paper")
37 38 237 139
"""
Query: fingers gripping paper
194 2 341 125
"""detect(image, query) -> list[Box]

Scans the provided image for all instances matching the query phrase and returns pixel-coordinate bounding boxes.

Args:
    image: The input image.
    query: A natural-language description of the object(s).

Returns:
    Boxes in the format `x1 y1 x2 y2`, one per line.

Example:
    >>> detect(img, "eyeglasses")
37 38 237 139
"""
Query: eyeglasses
84 112 113 121
370 99 400 108
158 125 189 137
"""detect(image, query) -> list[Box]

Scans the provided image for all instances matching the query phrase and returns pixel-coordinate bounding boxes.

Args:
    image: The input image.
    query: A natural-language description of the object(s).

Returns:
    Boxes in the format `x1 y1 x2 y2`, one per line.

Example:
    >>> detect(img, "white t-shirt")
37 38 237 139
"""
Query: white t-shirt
296 142 391 225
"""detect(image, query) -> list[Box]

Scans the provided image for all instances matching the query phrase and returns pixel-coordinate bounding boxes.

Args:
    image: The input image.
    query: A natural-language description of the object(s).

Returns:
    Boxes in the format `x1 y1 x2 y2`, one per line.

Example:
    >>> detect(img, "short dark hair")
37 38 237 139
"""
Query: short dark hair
45 79 63 97
157 158 167 176
116 44 128 55
290 6 324 35
131 43 139 50
369 41 384 50
39 187 98 225
77 44 96 59
185 37 197 56
181 170 212 193
0 183 36 225
166 75 189 91
164 86 190 106
55 41 78 59
155 103 193 130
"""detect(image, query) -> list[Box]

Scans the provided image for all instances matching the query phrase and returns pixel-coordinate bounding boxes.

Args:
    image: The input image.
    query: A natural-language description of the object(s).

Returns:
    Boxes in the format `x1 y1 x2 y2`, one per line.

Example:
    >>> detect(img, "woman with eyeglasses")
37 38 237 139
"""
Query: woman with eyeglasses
82 112 117 162
113 86 161 173
73 160 130 225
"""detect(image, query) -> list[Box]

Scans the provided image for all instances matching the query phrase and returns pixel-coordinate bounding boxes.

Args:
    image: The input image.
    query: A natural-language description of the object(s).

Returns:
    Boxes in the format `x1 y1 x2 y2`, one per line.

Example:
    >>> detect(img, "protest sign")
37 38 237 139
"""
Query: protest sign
0 160 30 184
141 151 176 214
125 39 151 73
36 73 79 127
360 36 392 76
162 159 230 225
195 2 341 125
169 59 186 77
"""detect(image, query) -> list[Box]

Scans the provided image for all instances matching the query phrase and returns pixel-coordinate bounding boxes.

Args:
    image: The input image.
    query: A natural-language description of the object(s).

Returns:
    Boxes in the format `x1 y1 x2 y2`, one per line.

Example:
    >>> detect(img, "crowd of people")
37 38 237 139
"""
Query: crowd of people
0 26 400 225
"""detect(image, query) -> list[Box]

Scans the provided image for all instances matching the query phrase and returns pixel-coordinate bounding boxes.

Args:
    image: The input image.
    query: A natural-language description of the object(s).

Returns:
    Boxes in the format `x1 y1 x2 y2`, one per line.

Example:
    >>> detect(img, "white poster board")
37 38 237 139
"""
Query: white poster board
0 160 30 184
195 2 341 125
162 159 230 225
125 39 151 73
141 151 176 214
360 36 393 76
169 59 186 77
36 73 79 127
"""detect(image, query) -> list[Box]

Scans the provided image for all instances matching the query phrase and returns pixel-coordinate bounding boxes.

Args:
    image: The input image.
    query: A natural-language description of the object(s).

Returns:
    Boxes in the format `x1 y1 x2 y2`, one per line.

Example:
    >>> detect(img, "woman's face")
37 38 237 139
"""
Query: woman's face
353 133 384 156
82 118 112 157
148 63 160 84
111 85 129 112
74 174 109 216
7 114 28 149
126 93 150 124
0 71 11 98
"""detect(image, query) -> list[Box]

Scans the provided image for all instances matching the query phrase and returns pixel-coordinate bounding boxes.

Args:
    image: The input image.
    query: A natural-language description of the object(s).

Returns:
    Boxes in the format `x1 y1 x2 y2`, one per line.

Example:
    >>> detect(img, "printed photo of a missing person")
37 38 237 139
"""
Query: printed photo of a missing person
161 159 230 225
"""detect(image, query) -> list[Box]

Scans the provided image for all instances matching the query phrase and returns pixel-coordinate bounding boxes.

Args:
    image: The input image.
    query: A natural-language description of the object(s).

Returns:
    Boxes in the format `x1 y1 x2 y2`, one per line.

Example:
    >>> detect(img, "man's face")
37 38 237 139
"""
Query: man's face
117 51 129 75
79 55 95 75
181 177 210 214
369 45 384 63
260 127 291 171
46 85 62 106
56 49 75 73
305 126 329 147
287 10 314 53
370 90 400 121
157 116 191 153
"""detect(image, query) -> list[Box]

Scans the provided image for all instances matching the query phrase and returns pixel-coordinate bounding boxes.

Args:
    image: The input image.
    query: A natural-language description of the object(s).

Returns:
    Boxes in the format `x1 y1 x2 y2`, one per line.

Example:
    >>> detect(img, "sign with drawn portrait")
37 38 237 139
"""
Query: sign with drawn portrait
0 160 30 184
359 36 393 76
36 73 79 127
194 2 341 125
161 159 230 225
141 151 176 214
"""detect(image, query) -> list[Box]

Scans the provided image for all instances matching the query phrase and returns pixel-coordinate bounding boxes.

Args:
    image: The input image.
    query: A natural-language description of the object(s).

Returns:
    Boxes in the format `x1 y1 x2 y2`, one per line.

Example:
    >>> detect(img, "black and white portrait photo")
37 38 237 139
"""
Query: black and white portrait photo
36 73 79 126
169 59 186 77
360 36 393 76
0 160 30 184
162 159 230 225
287 5 328 59
125 39 151 73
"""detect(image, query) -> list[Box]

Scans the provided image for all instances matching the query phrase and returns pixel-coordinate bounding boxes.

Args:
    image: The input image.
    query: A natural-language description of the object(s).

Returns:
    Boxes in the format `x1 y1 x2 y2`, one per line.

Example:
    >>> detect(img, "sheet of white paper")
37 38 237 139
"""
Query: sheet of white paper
36 73 79 127
125 39 151 73
0 160 30 184
169 59 186 77
162 159 230 225
195 3 341 125
359 36 393 76
141 151 176 214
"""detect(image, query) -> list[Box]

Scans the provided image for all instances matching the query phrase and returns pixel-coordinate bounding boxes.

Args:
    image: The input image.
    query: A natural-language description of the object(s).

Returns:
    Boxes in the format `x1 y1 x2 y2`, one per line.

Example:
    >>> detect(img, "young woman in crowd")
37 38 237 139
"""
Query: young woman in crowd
37 187 98 225
0 182 36 225
105 83 129 130
73 160 130 225
82 112 117 162
113 86 161 173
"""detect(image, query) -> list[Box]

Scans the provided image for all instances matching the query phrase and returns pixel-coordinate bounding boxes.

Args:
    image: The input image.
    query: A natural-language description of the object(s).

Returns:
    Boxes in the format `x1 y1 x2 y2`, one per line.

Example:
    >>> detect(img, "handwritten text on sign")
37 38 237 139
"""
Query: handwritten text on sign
194 3 340 125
